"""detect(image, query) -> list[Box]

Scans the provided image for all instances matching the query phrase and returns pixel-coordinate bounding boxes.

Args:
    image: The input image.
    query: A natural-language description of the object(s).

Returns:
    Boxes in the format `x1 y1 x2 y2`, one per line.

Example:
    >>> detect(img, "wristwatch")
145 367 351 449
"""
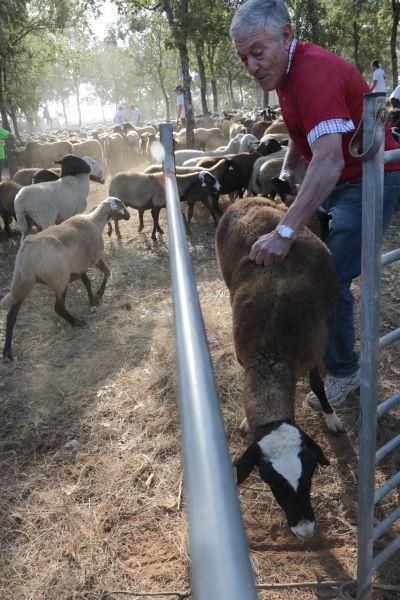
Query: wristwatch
275 223 297 240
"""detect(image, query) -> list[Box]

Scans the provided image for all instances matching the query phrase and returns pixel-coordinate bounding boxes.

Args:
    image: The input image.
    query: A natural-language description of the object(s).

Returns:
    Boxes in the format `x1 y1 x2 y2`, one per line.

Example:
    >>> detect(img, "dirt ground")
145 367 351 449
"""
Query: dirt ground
0 175 399 600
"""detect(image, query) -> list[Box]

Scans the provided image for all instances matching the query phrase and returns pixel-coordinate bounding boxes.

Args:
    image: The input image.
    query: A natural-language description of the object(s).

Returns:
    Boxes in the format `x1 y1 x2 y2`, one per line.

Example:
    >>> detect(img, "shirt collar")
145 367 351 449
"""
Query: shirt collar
286 38 298 74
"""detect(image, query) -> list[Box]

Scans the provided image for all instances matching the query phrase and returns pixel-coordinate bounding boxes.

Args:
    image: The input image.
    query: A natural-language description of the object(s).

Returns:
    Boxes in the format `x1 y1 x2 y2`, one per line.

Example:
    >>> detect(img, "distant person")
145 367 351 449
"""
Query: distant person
43 105 52 129
174 85 186 127
0 123 12 180
113 105 126 125
390 84 400 109
129 104 141 126
371 60 386 93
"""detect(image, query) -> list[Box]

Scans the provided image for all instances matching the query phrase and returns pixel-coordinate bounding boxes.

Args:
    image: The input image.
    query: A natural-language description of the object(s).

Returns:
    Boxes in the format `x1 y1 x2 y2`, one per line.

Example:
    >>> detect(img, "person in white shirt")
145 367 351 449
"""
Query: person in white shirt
371 60 386 93
113 105 127 125
174 85 186 127
129 104 141 126
390 85 400 109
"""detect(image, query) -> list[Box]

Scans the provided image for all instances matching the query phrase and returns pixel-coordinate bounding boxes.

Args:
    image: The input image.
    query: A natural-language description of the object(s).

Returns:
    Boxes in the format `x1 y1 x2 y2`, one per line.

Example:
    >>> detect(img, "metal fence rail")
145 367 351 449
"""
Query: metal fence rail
159 123 258 600
356 93 400 599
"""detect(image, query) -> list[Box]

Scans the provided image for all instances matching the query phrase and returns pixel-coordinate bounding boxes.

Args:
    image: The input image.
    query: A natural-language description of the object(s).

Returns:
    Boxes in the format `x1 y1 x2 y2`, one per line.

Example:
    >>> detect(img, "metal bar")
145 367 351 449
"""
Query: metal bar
357 92 387 599
374 472 400 504
369 538 400 575
384 148 400 162
376 434 400 463
377 391 400 418
159 123 257 600
381 248 400 266
379 327 400 349
373 506 400 540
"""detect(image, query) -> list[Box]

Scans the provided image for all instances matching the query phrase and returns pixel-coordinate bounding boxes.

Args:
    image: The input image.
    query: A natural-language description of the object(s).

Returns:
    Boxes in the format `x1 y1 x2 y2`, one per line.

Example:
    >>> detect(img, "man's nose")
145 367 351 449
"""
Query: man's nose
246 56 259 75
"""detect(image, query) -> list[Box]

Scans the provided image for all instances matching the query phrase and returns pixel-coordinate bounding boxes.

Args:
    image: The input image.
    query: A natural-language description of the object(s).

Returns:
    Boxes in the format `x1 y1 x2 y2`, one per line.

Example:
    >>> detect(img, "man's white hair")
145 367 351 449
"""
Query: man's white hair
230 0 292 39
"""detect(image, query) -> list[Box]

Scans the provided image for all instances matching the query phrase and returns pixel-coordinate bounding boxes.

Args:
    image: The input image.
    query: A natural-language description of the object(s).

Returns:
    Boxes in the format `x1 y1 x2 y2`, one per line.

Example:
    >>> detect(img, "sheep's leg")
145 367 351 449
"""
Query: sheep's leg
107 220 113 237
151 207 163 239
81 273 95 306
186 203 194 232
94 259 110 301
201 197 220 226
138 208 145 232
113 216 121 239
54 289 85 327
3 300 23 362
309 367 345 435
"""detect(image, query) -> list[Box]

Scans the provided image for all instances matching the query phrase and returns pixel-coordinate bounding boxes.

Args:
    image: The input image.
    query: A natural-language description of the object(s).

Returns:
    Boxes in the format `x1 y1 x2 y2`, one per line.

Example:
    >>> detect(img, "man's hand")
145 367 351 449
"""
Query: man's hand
249 230 294 266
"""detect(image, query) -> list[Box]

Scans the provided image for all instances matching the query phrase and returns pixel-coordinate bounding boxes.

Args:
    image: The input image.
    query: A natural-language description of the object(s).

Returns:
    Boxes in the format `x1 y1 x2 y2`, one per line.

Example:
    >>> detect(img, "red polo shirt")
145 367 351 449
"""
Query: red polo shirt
276 41 400 183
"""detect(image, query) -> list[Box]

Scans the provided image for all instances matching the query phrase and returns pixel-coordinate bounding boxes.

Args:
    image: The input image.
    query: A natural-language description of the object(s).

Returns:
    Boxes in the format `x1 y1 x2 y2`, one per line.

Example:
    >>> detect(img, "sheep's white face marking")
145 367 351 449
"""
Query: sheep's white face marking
82 156 102 178
258 423 302 492
290 520 315 540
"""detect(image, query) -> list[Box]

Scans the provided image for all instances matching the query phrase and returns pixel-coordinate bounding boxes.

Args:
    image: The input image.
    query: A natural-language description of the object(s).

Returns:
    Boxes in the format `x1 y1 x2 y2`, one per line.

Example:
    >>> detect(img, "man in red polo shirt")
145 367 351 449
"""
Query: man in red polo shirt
230 0 400 408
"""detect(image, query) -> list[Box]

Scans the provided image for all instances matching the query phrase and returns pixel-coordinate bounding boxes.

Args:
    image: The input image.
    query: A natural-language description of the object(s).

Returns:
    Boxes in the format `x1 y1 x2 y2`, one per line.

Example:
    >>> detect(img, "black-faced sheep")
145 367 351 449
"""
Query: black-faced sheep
108 169 221 240
2 197 130 362
216 197 344 540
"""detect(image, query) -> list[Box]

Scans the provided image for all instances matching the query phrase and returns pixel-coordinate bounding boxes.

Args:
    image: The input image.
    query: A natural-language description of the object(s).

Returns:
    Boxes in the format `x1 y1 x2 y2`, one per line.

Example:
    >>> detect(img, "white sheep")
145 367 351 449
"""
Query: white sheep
14 155 104 239
174 134 244 166
2 197 130 362
181 134 260 168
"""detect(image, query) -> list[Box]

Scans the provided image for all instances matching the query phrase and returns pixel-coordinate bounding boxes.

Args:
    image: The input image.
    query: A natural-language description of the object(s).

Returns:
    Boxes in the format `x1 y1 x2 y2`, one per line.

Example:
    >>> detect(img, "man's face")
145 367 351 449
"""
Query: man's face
234 25 293 91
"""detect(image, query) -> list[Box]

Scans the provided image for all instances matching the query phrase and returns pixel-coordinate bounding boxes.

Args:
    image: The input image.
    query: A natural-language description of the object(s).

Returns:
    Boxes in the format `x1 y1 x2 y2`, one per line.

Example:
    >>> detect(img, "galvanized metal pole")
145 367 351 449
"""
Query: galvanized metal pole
159 123 258 600
356 92 386 599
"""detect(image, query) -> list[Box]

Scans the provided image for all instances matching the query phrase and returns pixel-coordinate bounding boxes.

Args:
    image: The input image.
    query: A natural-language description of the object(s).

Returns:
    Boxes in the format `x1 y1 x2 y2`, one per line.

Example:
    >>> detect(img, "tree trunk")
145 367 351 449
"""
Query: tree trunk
353 21 361 71
101 102 106 124
390 0 400 87
162 0 194 147
239 84 244 107
210 79 218 113
157 65 170 121
75 80 82 128
195 39 209 115
8 105 20 139
227 73 235 107
61 97 69 128
263 91 269 109
0 63 11 130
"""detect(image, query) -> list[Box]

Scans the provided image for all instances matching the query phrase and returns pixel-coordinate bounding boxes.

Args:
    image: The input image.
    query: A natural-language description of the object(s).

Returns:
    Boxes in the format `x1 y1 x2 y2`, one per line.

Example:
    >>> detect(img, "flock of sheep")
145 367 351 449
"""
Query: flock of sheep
0 109 344 540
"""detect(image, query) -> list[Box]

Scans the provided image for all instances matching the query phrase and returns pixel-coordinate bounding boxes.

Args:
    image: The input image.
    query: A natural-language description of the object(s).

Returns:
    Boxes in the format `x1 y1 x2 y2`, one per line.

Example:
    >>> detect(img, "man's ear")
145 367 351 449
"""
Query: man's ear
234 443 259 484
303 433 330 466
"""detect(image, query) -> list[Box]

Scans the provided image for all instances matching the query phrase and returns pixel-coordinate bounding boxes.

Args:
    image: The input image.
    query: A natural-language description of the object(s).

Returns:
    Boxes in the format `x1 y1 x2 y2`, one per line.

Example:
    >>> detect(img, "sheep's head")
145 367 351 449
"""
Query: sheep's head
197 171 221 196
258 138 282 156
55 154 91 178
235 421 329 540
239 134 260 152
82 156 105 184
106 197 130 221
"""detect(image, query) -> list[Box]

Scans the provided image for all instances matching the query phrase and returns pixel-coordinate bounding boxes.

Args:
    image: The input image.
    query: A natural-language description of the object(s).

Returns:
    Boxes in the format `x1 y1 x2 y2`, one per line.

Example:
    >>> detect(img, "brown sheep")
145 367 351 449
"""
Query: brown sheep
216 197 344 540
0 181 20 237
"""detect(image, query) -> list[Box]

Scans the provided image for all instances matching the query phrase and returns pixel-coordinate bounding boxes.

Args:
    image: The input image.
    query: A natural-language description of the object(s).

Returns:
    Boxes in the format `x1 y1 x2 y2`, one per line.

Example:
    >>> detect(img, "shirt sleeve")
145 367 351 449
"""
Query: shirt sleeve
307 118 355 145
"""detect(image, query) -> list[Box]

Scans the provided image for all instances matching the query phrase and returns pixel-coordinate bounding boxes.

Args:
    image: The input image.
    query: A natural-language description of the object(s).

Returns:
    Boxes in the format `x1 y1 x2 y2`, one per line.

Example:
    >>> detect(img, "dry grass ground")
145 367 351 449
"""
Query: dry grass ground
0 176 399 600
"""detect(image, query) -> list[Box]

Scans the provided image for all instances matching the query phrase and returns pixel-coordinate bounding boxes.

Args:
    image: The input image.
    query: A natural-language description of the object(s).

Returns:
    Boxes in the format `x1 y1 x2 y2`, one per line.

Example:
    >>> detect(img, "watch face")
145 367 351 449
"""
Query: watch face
279 225 293 238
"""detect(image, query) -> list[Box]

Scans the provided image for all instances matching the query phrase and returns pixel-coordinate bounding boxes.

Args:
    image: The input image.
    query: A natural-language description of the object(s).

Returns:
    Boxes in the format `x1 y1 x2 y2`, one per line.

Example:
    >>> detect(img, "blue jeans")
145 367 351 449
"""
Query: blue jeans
322 171 400 377
0 158 4 180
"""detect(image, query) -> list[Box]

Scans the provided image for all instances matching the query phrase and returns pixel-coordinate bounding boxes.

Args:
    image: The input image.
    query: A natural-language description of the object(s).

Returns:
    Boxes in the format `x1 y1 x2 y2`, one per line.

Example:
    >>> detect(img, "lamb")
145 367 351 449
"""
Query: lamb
177 134 259 167
2 197 130 362
13 167 60 186
14 155 104 239
216 197 344 540
0 181 20 237
108 169 221 239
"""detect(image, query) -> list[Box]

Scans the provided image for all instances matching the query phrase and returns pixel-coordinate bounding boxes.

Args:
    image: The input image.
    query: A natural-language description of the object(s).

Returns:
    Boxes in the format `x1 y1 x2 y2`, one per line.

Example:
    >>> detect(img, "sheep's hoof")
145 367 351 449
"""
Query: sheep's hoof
239 417 250 436
3 351 14 363
158 228 164 235
324 412 346 436
138 225 144 233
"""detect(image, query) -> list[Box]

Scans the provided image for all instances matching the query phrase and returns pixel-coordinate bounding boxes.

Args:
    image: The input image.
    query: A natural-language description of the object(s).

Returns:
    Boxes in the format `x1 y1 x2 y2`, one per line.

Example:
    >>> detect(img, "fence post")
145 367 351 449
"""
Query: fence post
159 123 258 600
356 92 386 599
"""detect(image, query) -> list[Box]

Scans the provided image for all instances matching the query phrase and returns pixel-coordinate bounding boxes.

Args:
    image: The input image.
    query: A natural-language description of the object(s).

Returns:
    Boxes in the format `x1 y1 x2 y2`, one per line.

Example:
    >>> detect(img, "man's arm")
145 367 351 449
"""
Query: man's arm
0 127 10 139
250 133 345 266
279 138 302 192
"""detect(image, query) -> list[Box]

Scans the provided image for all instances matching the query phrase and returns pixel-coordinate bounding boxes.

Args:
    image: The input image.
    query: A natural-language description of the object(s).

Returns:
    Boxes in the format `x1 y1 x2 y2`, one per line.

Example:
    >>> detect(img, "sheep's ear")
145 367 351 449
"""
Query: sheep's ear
234 443 259 484
303 433 330 467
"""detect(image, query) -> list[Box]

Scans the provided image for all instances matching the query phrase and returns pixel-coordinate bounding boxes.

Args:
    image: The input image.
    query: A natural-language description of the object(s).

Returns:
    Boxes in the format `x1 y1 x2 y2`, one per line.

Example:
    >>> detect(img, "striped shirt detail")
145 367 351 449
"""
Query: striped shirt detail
285 39 355 144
